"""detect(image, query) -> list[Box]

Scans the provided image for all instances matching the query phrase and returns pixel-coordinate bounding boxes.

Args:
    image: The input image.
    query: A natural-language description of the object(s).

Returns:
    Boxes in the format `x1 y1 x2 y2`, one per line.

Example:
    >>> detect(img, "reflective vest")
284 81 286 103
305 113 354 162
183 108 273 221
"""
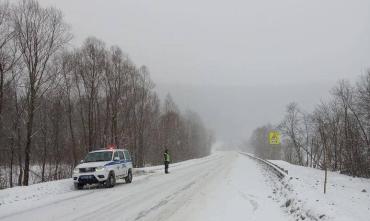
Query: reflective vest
164 153 170 162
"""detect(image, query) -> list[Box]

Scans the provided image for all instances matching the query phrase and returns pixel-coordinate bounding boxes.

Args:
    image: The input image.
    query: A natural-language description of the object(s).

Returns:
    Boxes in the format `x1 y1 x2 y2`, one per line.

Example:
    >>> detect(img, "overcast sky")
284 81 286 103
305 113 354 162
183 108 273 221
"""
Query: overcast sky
39 0 370 142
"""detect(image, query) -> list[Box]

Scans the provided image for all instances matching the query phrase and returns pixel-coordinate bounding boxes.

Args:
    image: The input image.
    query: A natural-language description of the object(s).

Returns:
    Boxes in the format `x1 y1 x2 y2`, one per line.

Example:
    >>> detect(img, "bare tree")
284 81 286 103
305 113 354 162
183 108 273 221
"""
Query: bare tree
333 80 369 147
312 107 329 194
12 0 71 185
356 72 370 164
59 51 78 166
134 66 154 166
76 37 106 152
0 1 18 115
279 102 304 165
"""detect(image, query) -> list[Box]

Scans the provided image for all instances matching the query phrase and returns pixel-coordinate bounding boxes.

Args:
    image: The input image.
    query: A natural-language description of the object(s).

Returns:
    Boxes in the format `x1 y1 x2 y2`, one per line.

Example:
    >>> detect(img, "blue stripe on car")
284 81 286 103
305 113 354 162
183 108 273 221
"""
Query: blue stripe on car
104 160 132 166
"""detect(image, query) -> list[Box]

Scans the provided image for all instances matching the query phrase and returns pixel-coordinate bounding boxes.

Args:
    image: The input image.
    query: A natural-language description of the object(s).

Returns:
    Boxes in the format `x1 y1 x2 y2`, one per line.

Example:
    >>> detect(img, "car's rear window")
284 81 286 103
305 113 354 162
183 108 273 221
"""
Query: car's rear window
84 151 113 162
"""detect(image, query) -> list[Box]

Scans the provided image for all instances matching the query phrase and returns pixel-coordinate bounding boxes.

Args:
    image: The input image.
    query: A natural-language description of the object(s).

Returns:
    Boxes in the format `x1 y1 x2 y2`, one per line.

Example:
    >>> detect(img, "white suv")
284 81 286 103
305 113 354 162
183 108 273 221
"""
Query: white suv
73 148 133 189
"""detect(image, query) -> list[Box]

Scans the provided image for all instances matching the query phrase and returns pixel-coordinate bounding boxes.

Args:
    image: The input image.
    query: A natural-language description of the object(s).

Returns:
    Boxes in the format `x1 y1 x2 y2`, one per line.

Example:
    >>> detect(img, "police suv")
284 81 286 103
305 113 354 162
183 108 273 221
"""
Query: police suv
73 147 133 189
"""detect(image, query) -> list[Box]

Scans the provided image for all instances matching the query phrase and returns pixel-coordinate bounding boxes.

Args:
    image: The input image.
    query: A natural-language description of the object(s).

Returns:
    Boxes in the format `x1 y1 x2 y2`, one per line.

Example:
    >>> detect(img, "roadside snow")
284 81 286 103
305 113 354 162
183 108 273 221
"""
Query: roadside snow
270 160 370 221
0 153 221 209
0 178 73 206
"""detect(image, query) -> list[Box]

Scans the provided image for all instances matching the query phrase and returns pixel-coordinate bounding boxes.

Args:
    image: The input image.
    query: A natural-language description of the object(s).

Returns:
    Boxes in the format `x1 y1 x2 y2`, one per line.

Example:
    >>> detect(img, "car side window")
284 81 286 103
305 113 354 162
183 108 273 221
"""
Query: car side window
118 151 124 160
124 151 131 161
113 151 119 160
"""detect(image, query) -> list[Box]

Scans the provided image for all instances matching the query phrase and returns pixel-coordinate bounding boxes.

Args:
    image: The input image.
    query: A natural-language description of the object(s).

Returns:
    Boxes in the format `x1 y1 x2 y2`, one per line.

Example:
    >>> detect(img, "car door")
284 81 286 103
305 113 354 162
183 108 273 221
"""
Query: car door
124 150 133 169
113 151 121 176
118 150 127 176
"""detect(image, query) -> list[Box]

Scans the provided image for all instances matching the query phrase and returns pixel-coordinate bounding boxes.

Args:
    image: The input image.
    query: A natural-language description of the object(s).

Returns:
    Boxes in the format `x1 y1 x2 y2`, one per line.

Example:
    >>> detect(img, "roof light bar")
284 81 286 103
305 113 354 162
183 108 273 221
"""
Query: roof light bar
106 144 117 150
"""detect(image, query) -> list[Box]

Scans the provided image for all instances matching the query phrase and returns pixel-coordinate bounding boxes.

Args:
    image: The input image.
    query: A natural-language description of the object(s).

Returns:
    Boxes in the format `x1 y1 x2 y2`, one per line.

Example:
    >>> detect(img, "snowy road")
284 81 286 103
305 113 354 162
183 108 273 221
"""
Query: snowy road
0 152 289 221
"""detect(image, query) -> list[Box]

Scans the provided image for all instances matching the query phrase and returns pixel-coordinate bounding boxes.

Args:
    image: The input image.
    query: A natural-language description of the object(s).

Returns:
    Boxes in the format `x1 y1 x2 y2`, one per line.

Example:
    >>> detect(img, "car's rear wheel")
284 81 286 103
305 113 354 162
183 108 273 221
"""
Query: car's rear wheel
125 170 133 183
105 172 116 188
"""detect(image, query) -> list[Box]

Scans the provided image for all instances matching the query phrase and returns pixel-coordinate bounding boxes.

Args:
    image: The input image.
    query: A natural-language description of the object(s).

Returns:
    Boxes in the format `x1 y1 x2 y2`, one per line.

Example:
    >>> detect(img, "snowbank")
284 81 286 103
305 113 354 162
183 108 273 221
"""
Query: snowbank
269 160 370 221
0 178 73 206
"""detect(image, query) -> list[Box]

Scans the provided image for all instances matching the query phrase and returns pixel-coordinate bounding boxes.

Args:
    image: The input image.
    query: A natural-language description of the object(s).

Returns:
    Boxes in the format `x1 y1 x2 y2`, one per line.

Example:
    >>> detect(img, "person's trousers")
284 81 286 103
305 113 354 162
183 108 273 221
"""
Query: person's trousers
164 161 169 173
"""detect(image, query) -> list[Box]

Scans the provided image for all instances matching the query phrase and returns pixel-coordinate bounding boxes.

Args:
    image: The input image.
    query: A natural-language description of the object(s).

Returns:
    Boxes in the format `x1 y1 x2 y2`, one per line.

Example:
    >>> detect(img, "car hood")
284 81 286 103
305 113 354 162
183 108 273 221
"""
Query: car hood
76 161 111 168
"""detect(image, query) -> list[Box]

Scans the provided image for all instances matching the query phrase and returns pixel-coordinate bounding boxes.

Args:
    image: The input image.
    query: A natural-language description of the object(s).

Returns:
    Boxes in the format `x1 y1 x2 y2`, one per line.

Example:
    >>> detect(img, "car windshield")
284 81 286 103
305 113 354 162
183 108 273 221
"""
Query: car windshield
84 151 113 162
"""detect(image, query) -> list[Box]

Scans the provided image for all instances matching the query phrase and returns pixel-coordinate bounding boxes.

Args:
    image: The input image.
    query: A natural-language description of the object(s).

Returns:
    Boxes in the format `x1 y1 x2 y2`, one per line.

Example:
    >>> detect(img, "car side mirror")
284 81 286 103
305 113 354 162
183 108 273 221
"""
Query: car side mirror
114 157 120 161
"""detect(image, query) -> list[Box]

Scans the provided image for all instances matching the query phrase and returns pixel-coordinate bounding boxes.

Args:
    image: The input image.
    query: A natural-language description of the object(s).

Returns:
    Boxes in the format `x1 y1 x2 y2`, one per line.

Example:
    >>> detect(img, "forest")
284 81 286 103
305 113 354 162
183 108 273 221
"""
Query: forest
248 74 370 178
0 0 213 188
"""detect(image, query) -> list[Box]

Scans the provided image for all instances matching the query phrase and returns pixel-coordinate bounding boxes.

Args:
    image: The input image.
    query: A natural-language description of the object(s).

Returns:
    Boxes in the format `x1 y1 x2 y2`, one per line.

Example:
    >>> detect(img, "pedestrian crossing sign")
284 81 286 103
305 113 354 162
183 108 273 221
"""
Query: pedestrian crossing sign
269 131 280 145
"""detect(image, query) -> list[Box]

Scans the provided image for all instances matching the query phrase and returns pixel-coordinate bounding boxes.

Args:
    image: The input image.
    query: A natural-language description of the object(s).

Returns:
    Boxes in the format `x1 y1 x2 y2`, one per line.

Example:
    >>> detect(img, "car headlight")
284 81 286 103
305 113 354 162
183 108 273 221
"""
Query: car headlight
95 166 105 172
73 168 79 174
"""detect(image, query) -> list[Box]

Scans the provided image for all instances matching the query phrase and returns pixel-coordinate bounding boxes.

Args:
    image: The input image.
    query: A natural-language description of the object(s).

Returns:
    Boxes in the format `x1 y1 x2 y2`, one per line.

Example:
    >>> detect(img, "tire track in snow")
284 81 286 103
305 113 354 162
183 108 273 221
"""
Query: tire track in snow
134 180 198 221
147 153 235 221
237 191 259 212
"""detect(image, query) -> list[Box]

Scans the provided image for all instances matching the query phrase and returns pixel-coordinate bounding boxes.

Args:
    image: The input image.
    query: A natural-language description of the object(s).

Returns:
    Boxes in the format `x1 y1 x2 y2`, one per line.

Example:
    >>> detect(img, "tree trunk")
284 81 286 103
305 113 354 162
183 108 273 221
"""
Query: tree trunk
324 148 328 194
23 89 36 186
41 136 47 182
67 98 77 166
88 92 93 151
0 67 4 115
9 139 14 188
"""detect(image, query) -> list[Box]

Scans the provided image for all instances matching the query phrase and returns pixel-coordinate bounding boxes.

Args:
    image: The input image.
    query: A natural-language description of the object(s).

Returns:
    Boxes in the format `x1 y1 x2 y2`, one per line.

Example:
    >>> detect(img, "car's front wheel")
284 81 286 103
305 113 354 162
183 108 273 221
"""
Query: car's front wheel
74 183 84 190
105 172 116 188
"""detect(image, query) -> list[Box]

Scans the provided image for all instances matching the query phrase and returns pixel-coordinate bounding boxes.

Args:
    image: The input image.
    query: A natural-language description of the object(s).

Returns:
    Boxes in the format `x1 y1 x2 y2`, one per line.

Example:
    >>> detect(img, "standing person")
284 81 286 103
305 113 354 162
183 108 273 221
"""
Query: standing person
164 149 170 174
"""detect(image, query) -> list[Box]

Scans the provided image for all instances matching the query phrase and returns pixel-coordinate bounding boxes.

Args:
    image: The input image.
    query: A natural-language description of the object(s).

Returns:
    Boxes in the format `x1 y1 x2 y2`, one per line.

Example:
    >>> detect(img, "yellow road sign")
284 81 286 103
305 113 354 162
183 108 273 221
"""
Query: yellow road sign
269 131 281 145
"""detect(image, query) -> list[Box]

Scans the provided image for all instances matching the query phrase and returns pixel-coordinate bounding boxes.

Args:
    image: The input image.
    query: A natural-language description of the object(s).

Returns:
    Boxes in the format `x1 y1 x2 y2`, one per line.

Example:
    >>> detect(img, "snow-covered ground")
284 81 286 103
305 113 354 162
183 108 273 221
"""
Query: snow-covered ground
0 164 73 188
0 151 368 221
269 160 370 221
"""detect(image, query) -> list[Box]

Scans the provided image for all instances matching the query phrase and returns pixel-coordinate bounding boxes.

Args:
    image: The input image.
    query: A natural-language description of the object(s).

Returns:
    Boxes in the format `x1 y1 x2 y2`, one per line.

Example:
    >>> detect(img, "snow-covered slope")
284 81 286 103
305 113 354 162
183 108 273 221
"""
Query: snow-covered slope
270 160 370 221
